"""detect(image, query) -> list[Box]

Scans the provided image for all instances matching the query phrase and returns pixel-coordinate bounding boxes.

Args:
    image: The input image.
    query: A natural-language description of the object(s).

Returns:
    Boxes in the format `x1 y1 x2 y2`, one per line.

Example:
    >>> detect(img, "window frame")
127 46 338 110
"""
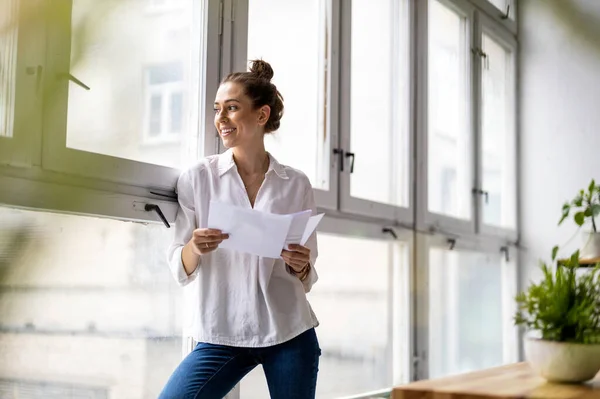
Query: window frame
0 0 45 169
416 0 478 237
39 0 218 193
414 233 519 380
336 0 413 224
475 11 518 241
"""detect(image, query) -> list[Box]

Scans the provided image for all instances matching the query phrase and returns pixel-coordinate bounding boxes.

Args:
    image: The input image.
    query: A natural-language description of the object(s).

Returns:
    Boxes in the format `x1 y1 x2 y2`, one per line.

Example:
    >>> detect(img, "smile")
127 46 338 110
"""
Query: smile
220 128 236 137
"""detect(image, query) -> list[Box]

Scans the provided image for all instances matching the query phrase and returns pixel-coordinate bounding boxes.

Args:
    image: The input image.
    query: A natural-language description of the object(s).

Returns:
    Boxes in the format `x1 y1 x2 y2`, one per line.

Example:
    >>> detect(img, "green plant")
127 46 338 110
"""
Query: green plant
514 250 600 344
559 179 600 232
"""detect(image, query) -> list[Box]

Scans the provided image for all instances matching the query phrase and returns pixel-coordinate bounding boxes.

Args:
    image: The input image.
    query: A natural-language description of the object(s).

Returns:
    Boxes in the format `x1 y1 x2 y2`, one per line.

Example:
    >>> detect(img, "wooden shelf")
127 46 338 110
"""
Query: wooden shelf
557 257 600 267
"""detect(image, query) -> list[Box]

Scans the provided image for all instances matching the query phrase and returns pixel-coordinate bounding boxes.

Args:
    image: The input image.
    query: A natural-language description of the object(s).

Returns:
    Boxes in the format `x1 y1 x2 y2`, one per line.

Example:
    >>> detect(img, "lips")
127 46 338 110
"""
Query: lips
220 127 236 137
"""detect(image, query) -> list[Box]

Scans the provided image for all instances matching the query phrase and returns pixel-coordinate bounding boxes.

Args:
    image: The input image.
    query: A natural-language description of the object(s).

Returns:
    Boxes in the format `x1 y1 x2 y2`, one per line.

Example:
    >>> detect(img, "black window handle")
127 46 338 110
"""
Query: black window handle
382 227 398 239
345 152 355 173
145 204 171 228
472 188 489 204
333 148 344 172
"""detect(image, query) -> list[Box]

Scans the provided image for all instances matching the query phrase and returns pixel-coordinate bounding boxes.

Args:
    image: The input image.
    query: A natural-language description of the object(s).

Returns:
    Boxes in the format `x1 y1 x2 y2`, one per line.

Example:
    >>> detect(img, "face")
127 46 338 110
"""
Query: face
213 82 270 149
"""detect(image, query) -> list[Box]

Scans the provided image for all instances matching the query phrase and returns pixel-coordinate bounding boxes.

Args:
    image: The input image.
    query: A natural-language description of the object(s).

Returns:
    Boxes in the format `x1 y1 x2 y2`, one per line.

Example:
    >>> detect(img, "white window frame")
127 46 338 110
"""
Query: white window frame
414 233 519 380
475 11 518 241
225 0 340 212
337 0 413 224
416 0 478 237
39 0 218 196
0 0 45 169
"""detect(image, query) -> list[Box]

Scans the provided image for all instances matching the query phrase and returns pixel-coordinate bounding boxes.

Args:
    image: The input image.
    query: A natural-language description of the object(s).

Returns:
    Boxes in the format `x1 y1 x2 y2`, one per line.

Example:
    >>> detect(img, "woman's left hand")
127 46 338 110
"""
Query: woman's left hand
281 244 311 273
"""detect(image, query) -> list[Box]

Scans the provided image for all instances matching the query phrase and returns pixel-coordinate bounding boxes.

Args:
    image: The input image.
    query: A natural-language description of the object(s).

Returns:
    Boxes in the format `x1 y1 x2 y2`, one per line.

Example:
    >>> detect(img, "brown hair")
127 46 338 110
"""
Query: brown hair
221 59 284 133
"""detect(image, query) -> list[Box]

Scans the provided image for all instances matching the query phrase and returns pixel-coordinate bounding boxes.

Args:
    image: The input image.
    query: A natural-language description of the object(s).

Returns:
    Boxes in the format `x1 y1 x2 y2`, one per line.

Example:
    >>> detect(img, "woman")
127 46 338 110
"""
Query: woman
159 60 321 399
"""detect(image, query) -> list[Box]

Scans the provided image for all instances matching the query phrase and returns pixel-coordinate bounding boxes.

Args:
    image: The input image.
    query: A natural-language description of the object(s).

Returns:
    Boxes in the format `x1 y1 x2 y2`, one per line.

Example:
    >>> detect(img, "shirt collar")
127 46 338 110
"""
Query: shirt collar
217 149 289 179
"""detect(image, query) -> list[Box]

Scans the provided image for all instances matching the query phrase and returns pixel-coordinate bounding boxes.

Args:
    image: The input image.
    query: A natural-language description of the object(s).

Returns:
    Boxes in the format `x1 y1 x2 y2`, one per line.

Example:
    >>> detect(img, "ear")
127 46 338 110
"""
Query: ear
257 105 271 127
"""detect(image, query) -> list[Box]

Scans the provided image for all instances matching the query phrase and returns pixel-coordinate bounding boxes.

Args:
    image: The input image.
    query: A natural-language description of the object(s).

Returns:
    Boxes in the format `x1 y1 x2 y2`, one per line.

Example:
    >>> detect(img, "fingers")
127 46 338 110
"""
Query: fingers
288 244 310 255
190 228 229 255
281 249 310 271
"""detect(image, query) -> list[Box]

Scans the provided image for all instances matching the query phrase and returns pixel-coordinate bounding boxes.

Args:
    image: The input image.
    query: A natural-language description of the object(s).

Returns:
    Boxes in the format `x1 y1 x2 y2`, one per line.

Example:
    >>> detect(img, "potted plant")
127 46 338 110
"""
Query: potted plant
514 250 600 383
559 179 600 259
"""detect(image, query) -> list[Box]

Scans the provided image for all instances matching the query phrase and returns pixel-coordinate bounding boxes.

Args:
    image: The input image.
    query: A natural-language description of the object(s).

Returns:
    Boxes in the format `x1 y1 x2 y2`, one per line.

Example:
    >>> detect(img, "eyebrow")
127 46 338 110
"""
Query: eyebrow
214 99 241 105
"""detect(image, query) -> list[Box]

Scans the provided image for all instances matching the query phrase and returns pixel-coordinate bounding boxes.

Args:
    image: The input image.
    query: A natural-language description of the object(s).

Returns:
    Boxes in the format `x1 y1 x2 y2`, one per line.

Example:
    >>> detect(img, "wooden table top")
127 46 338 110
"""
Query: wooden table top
392 363 600 399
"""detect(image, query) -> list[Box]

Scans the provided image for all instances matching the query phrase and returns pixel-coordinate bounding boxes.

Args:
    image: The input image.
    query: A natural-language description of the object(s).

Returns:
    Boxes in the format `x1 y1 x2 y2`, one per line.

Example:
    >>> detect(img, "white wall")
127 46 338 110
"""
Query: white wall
519 0 600 288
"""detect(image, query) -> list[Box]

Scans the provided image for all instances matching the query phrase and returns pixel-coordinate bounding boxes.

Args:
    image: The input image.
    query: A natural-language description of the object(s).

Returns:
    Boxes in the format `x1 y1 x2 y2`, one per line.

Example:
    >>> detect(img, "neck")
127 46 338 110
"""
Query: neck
232 143 268 175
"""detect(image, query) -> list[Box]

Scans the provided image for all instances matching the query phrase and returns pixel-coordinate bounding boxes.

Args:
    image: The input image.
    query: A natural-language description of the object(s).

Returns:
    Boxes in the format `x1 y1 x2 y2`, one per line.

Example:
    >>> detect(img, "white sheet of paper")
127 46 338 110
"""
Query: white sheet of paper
207 201 293 258
284 210 312 249
300 213 325 245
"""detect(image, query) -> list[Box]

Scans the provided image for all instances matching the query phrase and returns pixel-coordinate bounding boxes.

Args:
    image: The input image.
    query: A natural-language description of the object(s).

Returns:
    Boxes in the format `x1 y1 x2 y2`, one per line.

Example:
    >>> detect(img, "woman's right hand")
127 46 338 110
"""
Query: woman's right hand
188 228 229 255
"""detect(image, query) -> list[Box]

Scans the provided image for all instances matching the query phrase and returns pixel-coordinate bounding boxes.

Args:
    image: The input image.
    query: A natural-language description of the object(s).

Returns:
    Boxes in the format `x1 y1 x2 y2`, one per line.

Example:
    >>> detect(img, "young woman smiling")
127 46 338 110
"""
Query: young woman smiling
159 60 321 399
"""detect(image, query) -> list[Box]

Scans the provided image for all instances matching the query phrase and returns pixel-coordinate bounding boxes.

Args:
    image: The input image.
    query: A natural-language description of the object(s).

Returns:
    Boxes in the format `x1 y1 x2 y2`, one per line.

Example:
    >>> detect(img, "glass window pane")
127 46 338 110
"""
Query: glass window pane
66 0 202 168
482 34 516 230
428 1 472 220
0 207 182 398
0 0 18 138
428 247 509 378
247 0 329 191
170 92 183 133
241 233 406 398
349 0 409 207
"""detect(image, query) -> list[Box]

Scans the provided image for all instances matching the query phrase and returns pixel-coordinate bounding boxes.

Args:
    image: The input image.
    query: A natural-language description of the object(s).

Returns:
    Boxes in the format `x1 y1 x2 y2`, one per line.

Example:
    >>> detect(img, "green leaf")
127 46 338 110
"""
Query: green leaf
585 207 593 217
552 246 559 261
573 195 584 207
592 204 600 217
574 211 586 226
590 179 596 193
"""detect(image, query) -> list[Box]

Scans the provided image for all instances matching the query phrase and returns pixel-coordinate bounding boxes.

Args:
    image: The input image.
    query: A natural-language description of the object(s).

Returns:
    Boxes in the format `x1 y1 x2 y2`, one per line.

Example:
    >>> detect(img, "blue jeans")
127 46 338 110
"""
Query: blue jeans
159 328 321 399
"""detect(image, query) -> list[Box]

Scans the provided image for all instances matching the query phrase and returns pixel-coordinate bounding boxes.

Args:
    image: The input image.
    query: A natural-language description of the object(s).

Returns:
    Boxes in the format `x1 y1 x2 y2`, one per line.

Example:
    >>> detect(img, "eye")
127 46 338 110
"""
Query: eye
227 105 238 111
213 107 220 113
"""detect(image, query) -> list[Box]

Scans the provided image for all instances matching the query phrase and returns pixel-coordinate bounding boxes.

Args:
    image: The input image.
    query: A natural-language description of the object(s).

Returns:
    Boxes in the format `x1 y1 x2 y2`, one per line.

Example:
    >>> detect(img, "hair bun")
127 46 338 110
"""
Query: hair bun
249 59 274 81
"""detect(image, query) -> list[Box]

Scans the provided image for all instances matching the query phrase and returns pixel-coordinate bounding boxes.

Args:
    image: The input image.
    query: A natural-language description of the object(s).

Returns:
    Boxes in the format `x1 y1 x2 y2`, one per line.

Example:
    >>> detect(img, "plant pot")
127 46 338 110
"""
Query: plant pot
580 231 600 259
524 337 600 383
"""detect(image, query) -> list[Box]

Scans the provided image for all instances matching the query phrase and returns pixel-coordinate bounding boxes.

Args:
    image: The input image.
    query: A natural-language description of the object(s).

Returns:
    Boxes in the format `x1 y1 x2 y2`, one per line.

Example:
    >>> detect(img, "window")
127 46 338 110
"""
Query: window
241 231 410 398
427 0 473 223
39 0 212 191
480 30 517 231
0 207 183 399
143 63 186 144
346 0 409 210
0 0 17 139
334 0 410 222
247 0 331 195
427 245 517 379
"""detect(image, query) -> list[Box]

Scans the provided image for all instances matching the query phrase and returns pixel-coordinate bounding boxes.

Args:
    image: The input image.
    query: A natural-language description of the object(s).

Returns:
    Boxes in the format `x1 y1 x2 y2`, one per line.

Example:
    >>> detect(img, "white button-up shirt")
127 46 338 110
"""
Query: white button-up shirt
167 149 319 347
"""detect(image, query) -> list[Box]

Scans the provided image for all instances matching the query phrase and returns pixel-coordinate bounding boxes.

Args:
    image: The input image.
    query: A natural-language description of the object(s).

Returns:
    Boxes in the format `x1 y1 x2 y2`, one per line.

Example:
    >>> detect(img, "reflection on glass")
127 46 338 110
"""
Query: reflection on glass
247 0 330 190
481 34 516 229
0 207 183 399
241 234 404 398
428 248 509 378
428 0 472 220
66 0 203 168
349 0 409 207
0 0 18 138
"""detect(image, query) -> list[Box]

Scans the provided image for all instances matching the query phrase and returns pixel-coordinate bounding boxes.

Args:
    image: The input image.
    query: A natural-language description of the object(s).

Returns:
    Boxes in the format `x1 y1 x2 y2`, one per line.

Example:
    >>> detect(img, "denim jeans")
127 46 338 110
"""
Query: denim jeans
158 328 321 399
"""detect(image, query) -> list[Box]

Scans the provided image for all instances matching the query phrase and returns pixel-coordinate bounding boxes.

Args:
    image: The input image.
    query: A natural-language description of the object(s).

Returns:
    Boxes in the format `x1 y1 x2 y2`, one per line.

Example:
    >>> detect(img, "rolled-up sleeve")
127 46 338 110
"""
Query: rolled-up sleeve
301 182 319 293
167 170 200 287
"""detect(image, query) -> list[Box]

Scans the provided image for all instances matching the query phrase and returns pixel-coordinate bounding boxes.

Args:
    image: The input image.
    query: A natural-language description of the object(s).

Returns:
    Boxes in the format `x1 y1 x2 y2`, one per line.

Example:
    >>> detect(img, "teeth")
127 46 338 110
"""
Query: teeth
221 128 235 133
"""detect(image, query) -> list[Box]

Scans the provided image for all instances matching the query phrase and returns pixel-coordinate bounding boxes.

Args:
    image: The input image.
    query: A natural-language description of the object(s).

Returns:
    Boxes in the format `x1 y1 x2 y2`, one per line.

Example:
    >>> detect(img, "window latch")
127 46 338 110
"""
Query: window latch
345 152 356 173
57 72 91 91
472 188 489 204
145 204 171 228
382 227 398 239
500 4 510 20
333 148 344 172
